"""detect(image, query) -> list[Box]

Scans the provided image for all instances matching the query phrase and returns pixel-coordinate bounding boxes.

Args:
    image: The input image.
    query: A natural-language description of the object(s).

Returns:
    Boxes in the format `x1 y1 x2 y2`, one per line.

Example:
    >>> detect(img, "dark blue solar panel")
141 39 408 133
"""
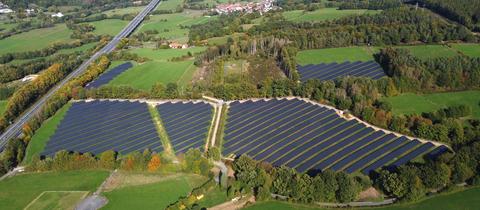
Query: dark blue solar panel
86 62 133 89
389 142 435 167
157 102 213 154
297 61 386 82
41 100 162 156
362 140 421 174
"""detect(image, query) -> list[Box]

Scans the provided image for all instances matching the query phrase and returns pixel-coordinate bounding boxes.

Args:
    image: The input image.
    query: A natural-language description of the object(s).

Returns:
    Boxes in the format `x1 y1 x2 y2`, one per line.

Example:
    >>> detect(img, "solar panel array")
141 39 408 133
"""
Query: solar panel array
86 62 133 89
42 100 162 156
223 99 446 174
297 61 386 82
157 102 213 154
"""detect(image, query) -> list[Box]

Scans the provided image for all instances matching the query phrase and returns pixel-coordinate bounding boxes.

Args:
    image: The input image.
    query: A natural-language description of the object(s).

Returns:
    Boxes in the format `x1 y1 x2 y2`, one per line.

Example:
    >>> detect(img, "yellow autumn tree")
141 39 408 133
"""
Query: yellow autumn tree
148 154 161 172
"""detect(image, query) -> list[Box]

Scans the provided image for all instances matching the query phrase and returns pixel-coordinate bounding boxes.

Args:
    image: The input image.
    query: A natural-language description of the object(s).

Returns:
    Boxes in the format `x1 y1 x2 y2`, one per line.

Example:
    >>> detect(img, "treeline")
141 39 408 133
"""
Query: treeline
416 0 480 31
338 0 403 10
188 13 259 43
3 0 144 9
248 7 477 49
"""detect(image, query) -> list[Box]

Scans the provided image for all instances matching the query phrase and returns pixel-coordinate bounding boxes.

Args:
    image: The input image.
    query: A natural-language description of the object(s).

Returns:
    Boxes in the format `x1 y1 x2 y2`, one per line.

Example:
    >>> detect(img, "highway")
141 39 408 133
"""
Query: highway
0 0 162 150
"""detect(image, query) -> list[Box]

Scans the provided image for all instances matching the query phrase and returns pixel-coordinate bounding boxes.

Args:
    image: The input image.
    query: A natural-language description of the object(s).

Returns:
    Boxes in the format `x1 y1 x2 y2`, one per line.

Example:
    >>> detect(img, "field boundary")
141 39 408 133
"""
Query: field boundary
24 190 89 210
148 104 175 158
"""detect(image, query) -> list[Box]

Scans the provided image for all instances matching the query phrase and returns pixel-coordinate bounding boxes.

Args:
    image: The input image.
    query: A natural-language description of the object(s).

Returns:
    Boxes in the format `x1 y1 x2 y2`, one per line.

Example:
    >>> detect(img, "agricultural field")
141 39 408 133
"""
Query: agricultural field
157 102 213 154
451 43 480 57
282 8 381 22
55 42 98 55
102 174 207 210
384 91 480 119
223 98 447 174
297 61 386 82
91 19 129 36
138 11 213 42
0 100 7 116
107 47 206 89
41 100 163 156
24 191 88 210
0 170 109 210
0 24 74 55
395 45 460 60
155 0 184 11
296 47 376 65
102 6 145 16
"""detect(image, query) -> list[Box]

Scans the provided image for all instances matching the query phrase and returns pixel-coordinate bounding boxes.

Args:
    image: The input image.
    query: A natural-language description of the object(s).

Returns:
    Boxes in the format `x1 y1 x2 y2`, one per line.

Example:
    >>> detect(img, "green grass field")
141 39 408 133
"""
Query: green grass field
0 24 74 55
296 47 376 65
102 175 207 210
245 187 480 210
23 103 71 164
139 11 213 42
384 91 480 119
451 43 480 58
102 6 144 16
0 170 109 210
24 191 88 210
283 8 380 22
0 100 7 116
91 19 129 36
56 42 98 55
156 0 184 11
395 45 460 60
108 47 205 89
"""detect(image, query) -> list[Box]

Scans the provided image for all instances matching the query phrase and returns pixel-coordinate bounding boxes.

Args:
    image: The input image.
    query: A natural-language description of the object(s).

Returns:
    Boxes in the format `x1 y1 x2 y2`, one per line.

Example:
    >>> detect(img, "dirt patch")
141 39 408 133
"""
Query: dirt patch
209 195 255 210
358 187 382 201
102 172 180 192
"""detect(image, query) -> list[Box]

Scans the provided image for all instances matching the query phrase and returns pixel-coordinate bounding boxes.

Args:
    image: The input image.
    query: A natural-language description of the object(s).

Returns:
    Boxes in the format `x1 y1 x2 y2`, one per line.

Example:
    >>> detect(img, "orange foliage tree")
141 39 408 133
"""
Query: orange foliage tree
148 154 161 172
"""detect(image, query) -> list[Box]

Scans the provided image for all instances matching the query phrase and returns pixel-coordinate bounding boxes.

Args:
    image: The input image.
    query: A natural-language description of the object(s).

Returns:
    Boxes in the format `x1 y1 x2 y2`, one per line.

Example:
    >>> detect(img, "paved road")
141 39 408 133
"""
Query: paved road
0 0 161 150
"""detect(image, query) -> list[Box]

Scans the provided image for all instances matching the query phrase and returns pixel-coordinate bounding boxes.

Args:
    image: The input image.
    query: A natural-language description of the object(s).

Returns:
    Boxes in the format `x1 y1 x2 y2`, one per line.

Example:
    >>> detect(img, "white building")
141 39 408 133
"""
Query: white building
0 8 12 14
51 12 64 18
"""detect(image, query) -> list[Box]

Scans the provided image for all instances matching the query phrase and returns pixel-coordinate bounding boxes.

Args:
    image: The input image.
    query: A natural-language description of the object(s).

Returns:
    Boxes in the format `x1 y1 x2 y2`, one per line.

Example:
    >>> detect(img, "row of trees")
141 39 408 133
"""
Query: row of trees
416 0 480 31
248 7 477 49
338 0 403 10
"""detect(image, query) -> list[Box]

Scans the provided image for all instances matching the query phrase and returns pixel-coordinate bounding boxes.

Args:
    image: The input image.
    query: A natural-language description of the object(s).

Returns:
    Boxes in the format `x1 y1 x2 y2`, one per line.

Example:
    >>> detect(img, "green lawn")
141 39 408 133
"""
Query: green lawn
108 47 205 89
296 47 376 65
451 43 480 58
25 191 88 210
102 6 144 16
0 170 109 210
102 175 207 210
56 42 98 55
91 19 129 36
395 45 460 60
0 100 7 116
23 103 72 164
384 91 480 119
195 187 229 208
138 11 213 42
245 187 480 210
156 0 184 11
283 8 380 22
0 24 74 55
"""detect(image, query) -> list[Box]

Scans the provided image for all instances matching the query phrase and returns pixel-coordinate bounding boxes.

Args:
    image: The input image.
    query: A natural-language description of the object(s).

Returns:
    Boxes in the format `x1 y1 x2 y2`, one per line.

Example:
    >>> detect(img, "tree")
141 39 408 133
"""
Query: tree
233 155 258 188
99 150 116 169
272 166 296 196
320 170 338 202
335 172 360 203
378 170 406 198
420 161 451 189
148 154 161 172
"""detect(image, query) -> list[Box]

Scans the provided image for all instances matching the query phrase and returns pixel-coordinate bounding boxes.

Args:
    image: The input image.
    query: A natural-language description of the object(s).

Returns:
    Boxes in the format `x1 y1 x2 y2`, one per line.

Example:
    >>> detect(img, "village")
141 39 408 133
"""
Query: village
214 0 276 15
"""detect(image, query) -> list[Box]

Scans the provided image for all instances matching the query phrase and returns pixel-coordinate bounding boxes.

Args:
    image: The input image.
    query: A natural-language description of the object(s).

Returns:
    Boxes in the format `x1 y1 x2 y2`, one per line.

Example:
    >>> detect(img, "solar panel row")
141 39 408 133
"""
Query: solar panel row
297 61 386 82
156 102 213 154
86 62 133 89
223 99 446 174
42 100 162 156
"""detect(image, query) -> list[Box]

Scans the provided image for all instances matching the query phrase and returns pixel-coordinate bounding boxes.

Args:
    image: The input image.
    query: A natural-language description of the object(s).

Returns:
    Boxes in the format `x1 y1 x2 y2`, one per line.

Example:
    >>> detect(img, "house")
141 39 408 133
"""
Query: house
21 74 39 82
169 42 188 49
51 12 64 18
25 8 35 15
0 8 12 14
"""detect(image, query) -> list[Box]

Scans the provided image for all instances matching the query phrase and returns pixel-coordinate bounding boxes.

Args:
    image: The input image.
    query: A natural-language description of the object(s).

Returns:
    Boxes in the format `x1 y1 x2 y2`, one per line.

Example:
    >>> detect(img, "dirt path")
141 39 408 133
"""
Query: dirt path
209 195 255 210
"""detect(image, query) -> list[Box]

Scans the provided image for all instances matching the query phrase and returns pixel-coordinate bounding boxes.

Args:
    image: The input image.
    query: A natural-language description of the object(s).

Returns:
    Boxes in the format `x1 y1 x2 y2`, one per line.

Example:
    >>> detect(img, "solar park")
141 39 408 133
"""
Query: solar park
39 98 448 175
297 61 386 82
222 98 448 174
157 101 213 154
85 62 133 89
